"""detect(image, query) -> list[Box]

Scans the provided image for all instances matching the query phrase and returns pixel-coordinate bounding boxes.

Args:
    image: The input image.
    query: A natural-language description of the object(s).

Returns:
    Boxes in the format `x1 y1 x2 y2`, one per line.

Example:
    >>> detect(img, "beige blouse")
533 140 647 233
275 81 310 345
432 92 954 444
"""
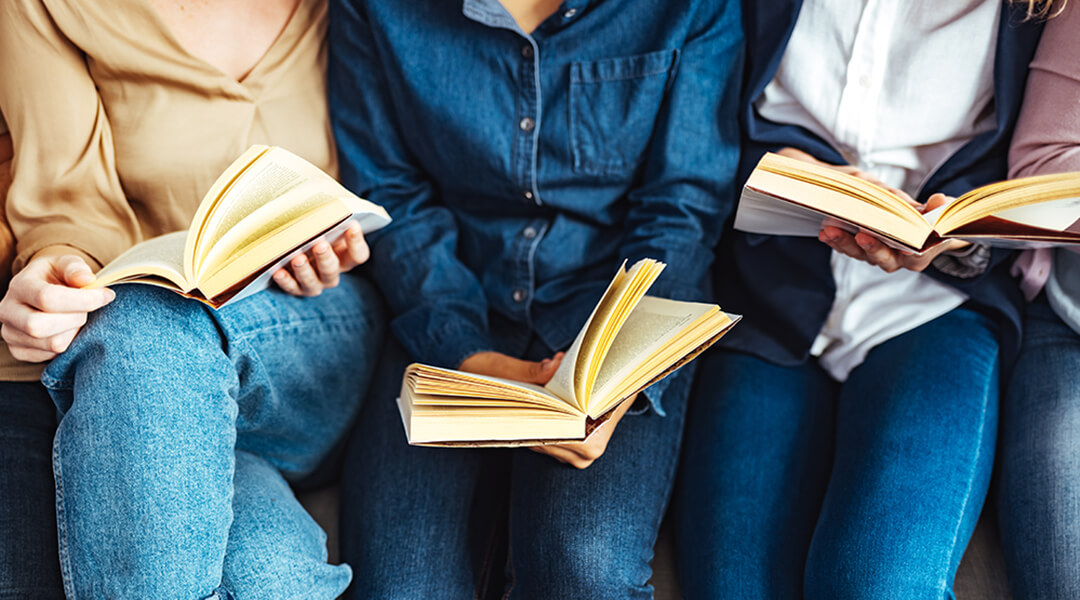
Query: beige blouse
0 0 335 380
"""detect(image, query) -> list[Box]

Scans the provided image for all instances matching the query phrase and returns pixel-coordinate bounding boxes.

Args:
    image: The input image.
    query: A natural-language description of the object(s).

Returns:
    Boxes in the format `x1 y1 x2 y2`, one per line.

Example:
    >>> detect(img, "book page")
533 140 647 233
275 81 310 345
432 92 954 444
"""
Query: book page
740 167 932 250
90 231 190 291
588 296 716 415
197 184 340 276
937 171 1080 234
404 364 579 414
544 259 663 411
544 261 630 409
187 147 342 277
990 197 1080 231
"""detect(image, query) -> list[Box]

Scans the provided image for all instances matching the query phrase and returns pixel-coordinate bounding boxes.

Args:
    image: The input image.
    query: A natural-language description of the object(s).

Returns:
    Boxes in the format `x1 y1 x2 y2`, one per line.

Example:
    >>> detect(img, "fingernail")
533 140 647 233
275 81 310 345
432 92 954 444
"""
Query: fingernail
541 359 552 369
294 256 307 266
315 243 330 254
857 238 871 249
275 271 288 280
104 289 116 302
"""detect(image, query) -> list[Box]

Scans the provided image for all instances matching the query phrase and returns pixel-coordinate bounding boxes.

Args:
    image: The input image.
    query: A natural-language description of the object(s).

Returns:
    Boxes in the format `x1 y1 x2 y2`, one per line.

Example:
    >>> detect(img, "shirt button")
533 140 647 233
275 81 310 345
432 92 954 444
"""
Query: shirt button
519 117 535 132
513 288 528 303
523 190 534 201
563 8 578 18
522 45 534 59
522 226 538 239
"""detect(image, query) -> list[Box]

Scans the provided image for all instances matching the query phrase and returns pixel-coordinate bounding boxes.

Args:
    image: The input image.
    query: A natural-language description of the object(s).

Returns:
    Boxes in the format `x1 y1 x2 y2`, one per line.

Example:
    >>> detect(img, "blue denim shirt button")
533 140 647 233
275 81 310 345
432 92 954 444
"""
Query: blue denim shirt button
563 8 578 18
522 45 534 59
512 288 528 303
522 226 538 239
519 117 535 132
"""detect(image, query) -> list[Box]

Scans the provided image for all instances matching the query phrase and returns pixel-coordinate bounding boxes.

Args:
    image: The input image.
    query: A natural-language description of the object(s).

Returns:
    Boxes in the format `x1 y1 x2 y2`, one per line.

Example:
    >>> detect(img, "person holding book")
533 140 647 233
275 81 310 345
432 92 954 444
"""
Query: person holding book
0 114 64 598
677 1 1042 597
0 0 382 597
328 0 742 596
998 1 1080 597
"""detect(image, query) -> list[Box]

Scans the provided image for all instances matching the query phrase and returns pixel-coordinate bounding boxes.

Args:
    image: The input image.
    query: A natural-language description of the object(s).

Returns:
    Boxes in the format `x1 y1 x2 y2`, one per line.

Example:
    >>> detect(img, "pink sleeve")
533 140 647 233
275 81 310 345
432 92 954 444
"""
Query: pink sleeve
1008 2 1080 179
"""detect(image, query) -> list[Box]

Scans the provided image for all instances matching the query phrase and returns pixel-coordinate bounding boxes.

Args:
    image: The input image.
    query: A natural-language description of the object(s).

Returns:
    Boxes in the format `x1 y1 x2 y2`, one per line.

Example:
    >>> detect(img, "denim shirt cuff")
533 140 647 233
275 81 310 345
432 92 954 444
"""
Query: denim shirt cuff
636 375 671 417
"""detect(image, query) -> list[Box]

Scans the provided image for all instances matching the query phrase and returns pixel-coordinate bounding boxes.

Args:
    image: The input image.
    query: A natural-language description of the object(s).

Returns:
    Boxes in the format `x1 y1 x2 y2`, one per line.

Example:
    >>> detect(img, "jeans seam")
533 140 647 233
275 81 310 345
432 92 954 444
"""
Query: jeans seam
52 425 77 600
501 489 516 600
475 504 502 600
941 358 995 593
226 315 375 347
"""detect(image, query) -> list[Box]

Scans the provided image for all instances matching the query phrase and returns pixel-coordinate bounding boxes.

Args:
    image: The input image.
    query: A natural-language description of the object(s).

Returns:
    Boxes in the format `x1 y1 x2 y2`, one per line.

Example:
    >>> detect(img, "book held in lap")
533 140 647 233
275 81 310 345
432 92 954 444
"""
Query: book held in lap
397 258 741 447
88 145 391 308
735 152 1080 254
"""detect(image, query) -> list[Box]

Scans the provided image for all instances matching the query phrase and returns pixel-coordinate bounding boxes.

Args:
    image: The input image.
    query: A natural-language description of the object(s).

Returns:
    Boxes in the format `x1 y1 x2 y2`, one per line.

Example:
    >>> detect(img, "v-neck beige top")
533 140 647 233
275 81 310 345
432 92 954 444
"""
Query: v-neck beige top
0 0 335 380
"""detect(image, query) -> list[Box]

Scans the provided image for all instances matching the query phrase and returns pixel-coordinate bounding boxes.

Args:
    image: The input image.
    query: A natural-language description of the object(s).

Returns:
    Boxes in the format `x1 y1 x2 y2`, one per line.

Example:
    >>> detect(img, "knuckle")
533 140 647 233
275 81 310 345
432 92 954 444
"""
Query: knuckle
23 314 46 338
48 335 71 354
31 287 52 309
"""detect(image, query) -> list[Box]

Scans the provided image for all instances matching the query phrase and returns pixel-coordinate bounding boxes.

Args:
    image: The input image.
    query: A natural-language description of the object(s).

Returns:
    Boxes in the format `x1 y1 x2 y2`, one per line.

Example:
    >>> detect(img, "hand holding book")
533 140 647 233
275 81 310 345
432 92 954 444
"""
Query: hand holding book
735 151 1080 258
397 259 740 448
272 222 370 297
457 349 630 468
819 193 971 273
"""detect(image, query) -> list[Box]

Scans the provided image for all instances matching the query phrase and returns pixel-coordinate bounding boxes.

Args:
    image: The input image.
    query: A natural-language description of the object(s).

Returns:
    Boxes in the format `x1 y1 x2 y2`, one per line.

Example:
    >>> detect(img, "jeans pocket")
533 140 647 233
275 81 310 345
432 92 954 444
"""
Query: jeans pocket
569 49 679 177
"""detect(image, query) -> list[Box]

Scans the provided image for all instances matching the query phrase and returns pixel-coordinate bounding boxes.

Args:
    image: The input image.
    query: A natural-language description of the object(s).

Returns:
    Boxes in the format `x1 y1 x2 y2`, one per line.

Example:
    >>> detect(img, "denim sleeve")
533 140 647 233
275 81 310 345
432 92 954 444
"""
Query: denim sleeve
620 0 744 413
328 0 493 369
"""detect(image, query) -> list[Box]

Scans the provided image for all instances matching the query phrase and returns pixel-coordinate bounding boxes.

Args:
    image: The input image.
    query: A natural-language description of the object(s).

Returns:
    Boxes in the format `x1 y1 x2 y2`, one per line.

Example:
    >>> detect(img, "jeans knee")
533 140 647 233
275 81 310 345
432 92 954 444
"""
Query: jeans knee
804 557 948 600
511 534 653 599
44 286 230 415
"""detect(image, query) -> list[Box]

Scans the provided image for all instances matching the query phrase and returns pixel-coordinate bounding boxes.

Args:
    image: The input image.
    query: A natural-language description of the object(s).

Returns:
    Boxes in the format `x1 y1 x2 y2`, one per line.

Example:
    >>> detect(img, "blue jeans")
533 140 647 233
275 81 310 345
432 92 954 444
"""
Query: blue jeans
339 333 693 599
0 381 63 599
43 276 383 600
678 306 1000 599
999 295 1080 600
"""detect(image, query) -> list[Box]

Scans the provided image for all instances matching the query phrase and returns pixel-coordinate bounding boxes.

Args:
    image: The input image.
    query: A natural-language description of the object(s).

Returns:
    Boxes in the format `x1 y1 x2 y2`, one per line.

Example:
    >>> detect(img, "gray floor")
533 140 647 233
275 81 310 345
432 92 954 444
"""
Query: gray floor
297 486 1012 599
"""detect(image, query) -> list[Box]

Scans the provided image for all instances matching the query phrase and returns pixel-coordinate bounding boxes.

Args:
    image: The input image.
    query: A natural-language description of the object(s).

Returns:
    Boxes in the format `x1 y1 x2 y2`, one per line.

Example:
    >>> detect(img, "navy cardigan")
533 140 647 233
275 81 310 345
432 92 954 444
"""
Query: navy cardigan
713 0 1044 367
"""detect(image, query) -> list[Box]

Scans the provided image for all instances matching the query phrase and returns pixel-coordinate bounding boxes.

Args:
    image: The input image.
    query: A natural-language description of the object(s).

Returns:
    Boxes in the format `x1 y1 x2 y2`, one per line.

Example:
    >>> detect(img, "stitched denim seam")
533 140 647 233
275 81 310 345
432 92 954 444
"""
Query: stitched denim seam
226 313 377 346
52 426 77 600
941 355 996 593
475 508 502 600
501 486 516 600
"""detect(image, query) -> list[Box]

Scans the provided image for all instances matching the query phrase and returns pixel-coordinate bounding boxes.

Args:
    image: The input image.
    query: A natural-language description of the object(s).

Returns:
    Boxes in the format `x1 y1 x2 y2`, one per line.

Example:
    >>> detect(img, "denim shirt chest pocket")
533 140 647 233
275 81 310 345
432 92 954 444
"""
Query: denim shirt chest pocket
569 49 680 177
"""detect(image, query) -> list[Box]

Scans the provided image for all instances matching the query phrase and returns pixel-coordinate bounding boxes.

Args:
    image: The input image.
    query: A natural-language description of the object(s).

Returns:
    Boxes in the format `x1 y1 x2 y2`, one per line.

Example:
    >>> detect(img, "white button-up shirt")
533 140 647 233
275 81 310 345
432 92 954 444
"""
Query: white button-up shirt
756 0 1000 381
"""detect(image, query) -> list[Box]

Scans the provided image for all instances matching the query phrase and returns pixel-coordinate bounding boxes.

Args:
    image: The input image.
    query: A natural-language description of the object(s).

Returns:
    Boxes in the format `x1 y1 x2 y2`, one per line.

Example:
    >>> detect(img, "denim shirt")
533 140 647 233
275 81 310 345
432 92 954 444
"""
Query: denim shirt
329 0 742 412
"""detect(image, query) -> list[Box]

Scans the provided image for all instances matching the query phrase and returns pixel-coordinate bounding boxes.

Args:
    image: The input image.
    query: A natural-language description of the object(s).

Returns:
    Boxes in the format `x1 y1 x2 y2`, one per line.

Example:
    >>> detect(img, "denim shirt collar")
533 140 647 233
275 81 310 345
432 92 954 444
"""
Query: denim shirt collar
462 0 591 32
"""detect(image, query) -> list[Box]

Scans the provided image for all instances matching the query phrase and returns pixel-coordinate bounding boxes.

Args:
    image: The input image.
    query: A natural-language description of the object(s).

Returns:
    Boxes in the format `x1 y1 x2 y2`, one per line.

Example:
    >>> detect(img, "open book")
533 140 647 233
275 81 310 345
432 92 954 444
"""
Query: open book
88 146 390 308
397 259 740 446
735 152 1080 253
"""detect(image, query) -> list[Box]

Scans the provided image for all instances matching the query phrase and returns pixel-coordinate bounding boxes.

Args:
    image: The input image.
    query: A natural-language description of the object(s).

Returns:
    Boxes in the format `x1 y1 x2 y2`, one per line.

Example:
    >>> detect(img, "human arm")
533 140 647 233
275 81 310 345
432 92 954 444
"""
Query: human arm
615 0 743 410
0 1 140 360
1008 1 1080 179
0 0 140 273
328 0 494 367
